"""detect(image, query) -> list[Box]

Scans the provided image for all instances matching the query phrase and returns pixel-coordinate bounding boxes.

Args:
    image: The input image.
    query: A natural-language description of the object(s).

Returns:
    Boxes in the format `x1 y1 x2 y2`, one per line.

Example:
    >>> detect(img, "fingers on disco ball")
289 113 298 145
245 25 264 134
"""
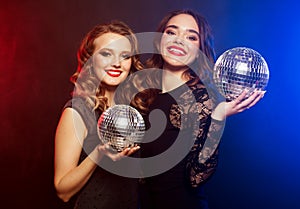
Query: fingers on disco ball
213 47 269 101
97 105 145 152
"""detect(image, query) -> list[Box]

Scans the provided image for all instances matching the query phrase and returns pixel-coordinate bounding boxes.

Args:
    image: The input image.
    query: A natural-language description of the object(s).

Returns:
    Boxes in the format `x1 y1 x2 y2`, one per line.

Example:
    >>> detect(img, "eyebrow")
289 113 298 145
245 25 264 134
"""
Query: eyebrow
165 25 200 37
95 48 133 55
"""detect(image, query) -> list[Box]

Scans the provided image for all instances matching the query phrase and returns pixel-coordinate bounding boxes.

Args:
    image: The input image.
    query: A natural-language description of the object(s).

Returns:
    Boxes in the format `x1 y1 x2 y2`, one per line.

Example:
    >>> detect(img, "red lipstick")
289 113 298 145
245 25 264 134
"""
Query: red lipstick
105 70 122 77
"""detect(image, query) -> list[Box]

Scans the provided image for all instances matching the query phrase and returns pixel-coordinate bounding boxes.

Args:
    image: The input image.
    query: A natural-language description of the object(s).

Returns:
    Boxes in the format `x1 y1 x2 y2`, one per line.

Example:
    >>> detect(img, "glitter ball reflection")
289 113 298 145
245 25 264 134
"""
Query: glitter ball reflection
213 47 269 101
97 105 145 152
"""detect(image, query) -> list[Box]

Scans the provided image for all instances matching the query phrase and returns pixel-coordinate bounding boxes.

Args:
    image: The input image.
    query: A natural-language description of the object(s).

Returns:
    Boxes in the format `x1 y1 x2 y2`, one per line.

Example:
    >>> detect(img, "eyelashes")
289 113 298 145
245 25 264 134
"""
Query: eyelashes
98 50 132 60
164 29 199 42
99 51 111 57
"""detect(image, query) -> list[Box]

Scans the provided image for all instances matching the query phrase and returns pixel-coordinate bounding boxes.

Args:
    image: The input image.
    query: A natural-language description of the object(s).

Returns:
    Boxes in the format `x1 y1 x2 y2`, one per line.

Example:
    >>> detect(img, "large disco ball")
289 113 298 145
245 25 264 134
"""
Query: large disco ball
97 105 145 152
213 47 269 101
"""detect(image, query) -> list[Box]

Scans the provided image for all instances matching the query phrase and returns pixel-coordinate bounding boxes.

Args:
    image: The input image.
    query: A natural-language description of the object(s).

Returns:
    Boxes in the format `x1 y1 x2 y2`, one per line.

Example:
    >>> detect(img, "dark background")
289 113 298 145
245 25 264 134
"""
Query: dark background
1 0 299 208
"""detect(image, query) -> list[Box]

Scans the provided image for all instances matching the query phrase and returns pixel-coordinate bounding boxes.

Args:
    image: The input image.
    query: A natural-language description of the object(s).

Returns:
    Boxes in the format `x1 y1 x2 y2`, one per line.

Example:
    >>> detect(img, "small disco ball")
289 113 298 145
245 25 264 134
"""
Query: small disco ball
213 47 269 101
97 105 145 152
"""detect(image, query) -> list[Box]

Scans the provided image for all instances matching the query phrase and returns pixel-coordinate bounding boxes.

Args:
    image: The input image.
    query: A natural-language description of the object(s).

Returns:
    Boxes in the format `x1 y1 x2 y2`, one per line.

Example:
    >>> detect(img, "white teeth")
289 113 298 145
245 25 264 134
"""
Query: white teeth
107 71 121 76
169 48 185 55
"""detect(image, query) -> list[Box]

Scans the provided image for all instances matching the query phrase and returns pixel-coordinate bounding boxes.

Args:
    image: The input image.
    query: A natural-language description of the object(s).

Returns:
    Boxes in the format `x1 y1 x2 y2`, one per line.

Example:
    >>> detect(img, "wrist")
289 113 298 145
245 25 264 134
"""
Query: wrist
89 145 105 163
211 103 226 121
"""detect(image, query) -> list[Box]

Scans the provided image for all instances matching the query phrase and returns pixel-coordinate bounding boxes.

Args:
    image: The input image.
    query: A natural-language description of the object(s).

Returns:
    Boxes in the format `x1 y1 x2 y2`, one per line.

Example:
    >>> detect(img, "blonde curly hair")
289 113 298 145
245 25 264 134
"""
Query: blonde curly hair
70 20 143 113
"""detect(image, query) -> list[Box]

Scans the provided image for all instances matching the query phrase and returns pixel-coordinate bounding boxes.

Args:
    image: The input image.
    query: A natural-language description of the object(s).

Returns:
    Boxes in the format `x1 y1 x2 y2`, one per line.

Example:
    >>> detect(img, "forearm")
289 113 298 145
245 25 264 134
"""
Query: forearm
188 151 218 187
55 151 100 202
187 118 224 187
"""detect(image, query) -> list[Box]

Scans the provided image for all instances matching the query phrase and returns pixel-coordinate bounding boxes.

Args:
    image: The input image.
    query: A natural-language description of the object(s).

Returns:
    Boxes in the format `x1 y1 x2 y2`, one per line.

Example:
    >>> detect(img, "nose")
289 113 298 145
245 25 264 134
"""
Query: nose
174 35 184 45
111 56 121 68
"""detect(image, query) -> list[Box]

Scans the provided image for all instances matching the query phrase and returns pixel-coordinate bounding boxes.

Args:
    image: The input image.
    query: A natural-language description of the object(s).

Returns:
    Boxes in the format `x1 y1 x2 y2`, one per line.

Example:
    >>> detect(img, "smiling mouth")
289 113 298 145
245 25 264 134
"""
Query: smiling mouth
105 70 122 77
167 46 187 56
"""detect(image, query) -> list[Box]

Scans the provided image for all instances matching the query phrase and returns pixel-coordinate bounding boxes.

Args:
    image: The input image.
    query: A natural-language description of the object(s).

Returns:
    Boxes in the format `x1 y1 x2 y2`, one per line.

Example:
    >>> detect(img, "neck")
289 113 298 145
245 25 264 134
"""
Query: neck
162 63 189 93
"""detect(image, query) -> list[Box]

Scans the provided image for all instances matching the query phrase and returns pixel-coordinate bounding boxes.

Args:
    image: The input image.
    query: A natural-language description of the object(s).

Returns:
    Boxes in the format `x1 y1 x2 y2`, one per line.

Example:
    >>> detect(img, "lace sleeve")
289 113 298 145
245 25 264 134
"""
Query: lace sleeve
185 87 225 188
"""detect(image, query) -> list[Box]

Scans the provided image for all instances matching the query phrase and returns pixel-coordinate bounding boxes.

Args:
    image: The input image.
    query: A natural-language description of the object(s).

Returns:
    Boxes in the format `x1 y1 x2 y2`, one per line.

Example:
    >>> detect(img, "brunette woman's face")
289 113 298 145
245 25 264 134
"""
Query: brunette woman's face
160 14 200 68
92 32 132 87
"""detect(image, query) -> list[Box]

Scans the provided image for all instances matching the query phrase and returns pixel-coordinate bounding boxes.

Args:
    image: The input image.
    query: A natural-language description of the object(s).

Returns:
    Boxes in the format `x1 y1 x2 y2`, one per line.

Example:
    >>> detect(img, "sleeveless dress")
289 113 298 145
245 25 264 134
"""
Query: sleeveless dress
64 97 139 209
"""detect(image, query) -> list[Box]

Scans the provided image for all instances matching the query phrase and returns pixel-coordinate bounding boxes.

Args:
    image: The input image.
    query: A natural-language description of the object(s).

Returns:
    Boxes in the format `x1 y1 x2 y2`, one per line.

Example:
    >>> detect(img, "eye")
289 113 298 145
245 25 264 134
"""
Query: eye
99 51 111 57
121 53 131 60
165 29 176 36
187 35 198 41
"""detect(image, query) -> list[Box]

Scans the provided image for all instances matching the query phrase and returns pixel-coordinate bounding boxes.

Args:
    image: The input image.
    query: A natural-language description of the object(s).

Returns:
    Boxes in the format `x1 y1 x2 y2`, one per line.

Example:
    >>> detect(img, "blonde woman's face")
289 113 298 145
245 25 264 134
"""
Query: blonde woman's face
92 32 132 87
160 14 200 68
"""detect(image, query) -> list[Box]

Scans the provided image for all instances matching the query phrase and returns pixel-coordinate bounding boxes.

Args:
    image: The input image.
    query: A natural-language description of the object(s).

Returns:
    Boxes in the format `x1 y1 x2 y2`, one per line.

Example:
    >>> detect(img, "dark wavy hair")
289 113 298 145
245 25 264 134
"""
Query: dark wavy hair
70 20 143 112
115 9 217 114
146 9 215 83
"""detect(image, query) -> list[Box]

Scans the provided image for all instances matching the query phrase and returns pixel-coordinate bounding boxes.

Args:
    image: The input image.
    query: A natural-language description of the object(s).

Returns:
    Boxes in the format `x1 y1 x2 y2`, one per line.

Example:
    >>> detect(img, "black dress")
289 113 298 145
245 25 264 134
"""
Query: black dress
64 97 139 209
139 77 224 209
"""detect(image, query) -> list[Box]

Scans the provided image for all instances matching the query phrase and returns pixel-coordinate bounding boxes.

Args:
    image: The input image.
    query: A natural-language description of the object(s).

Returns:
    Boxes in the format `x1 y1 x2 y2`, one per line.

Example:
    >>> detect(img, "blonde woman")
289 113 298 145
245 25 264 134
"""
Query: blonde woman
54 21 142 209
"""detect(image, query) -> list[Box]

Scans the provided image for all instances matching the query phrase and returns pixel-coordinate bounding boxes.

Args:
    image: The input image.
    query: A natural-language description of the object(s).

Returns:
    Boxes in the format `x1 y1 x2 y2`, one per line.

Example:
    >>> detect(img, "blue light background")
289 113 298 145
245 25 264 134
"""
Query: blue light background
201 0 300 208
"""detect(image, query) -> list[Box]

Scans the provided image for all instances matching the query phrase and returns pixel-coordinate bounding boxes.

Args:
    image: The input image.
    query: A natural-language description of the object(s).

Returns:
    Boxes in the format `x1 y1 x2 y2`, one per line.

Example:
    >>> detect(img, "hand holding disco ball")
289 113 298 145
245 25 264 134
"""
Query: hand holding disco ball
213 47 269 101
97 105 145 152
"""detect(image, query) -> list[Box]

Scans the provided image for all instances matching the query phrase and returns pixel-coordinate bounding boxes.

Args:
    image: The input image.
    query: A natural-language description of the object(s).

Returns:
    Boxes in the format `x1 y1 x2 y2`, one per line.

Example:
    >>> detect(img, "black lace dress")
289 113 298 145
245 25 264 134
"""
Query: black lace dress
139 78 224 209
64 97 139 209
